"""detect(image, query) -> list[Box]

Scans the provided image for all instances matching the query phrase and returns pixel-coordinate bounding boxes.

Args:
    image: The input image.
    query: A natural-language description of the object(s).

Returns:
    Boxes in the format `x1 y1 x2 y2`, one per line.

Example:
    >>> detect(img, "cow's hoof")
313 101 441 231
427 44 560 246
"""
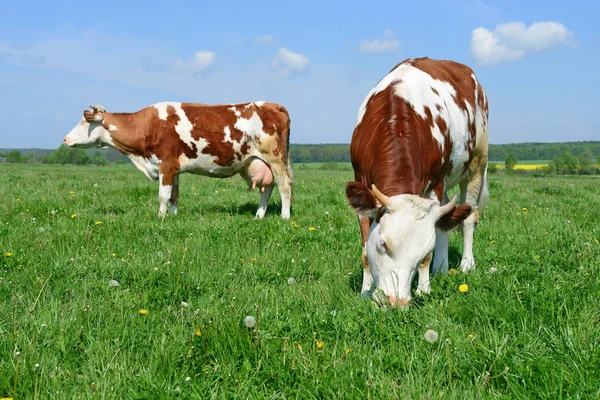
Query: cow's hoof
460 257 475 272
416 285 431 296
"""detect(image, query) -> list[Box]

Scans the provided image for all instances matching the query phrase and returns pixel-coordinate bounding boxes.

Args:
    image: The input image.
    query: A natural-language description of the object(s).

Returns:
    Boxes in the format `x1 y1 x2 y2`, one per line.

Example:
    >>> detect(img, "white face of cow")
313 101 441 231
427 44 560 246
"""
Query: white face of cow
63 109 111 148
346 183 471 306
366 195 441 302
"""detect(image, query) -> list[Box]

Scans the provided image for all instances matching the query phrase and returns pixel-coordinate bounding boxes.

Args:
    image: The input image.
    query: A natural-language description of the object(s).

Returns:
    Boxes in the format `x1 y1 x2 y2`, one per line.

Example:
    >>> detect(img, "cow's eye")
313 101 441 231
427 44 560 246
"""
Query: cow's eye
379 239 389 253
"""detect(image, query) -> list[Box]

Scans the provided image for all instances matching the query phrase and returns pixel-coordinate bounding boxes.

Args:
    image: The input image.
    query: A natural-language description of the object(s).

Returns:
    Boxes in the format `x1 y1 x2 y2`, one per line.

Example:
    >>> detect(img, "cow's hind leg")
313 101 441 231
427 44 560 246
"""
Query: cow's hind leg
254 184 274 219
169 175 180 215
459 163 488 272
270 161 293 220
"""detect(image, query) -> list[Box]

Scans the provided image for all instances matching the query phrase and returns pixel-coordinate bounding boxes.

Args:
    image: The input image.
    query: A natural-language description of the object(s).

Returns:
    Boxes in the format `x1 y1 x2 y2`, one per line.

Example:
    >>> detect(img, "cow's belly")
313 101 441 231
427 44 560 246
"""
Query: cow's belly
179 153 244 178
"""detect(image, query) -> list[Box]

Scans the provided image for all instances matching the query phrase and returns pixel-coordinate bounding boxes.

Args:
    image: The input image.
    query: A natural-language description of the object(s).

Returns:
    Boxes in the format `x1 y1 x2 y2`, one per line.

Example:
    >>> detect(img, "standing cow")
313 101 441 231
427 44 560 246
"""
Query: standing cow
345 57 489 306
63 101 293 219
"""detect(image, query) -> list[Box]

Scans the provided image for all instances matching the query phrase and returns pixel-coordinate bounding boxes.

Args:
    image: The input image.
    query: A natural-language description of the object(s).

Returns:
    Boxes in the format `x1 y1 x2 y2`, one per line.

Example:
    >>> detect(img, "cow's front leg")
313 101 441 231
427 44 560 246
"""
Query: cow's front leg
169 175 179 215
431 227 449 274
416 252 433 296
359 216 373 295
158 165 178 217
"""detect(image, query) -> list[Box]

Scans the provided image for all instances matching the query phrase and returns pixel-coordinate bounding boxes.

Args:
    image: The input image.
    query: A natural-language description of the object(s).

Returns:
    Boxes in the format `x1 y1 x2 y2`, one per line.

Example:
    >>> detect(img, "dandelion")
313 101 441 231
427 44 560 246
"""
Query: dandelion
309 227 316 231
71 213 77 219
181 301 189 308
424 329 439 343
468 334 475 339
535 255 540 259
5 252 13 257
522 207 527 211
51 209 57 215
297 344 303 352
112 253 116 257
109 279 119 287
244 316 256 329
139 309 148 315
489 267 498 274
95 221 102 225
93 183 99 187
157 251 164 257
459 284 469 293
316 341 324 350
288 277 296 285
16 197 21 202
448 268 458 275
70 191 75 196
250 258 257 262
195 330 202 337
39 227 46 233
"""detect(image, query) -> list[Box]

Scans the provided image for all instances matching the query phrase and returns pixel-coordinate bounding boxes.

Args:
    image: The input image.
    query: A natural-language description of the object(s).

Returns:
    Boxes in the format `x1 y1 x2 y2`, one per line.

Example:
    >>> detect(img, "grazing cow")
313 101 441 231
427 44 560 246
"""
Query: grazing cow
345 57 489 306
64 102 293 219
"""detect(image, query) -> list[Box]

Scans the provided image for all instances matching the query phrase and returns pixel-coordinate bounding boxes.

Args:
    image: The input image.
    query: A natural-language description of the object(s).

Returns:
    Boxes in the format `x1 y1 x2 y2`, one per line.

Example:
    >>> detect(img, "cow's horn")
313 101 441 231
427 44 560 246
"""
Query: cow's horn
89 104 106 113
439 195 458 215
371 184 391 207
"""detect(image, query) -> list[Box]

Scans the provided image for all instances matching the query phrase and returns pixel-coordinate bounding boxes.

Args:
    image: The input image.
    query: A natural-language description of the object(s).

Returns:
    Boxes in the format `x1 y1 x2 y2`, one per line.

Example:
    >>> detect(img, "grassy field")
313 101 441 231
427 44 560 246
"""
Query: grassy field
1 164 599 399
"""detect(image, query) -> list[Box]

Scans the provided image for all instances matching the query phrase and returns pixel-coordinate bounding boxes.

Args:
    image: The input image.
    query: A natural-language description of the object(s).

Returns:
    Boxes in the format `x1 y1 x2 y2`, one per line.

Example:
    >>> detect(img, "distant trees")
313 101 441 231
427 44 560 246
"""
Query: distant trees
43 145 90 165
488 141 600 162
6 150 25 163
504 154 517 171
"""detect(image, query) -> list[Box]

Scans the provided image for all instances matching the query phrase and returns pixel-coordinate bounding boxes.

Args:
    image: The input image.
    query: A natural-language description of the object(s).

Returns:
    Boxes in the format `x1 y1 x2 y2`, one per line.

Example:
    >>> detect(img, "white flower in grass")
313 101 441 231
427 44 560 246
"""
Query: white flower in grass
181 301 189 308
185 376 191 382
244 316 256 329
157 251 164 258
39 227 46 233
489 267 498 274
109 280 119 287
424 329 439 343
288 277 297 285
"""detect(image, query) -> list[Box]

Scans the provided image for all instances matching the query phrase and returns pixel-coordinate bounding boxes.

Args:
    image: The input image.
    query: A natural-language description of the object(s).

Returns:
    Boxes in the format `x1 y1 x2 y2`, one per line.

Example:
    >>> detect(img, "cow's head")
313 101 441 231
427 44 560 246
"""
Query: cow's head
63 105 111 148
346 182 471 305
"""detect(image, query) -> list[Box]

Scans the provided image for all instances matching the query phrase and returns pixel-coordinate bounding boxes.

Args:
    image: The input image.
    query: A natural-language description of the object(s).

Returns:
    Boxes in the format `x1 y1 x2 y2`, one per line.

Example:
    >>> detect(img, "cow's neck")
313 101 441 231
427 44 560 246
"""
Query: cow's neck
101 112 151 157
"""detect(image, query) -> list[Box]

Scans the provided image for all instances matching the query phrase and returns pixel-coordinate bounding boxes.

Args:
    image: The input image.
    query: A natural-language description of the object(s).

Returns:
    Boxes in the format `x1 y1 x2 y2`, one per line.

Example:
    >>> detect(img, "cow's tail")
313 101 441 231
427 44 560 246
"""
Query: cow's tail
477 165 489 215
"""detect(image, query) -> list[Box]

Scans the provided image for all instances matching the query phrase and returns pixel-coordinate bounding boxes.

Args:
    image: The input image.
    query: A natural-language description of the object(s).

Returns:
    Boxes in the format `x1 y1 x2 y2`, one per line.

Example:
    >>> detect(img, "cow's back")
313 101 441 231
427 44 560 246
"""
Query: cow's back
351 57 488 199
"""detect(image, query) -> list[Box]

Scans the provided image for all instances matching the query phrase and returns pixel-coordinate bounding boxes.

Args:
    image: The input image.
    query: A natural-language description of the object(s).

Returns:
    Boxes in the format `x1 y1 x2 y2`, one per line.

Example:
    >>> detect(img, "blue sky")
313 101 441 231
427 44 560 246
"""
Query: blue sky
0 0 597 148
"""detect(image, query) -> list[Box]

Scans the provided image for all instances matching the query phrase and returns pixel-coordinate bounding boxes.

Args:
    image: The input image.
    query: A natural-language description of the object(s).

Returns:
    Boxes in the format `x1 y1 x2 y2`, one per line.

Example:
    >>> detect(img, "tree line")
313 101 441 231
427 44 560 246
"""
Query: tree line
1 141 599 166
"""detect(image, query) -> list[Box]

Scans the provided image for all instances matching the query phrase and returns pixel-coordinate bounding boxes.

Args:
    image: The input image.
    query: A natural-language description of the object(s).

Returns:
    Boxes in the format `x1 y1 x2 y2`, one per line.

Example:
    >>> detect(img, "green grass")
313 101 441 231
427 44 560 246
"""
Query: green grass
1 164 599 399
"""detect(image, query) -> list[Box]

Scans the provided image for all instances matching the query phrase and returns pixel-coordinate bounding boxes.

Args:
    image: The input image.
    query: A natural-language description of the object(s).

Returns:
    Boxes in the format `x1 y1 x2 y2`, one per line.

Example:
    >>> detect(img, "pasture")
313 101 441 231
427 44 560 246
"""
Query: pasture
1 164 599 398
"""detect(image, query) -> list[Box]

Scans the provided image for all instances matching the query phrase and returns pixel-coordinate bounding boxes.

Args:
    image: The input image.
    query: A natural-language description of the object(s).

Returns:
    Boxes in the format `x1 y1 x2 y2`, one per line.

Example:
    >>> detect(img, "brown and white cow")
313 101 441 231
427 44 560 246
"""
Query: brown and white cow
345 57 489 306
64 102 293 219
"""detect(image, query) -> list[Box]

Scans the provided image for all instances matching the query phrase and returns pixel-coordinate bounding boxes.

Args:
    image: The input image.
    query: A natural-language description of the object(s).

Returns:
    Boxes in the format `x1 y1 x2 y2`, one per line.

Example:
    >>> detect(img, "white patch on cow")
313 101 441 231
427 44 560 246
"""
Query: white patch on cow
128 154 160 181
222 126 243 157
356 66 406 127
254 101 265 107
108 124 118 132
235 111 266 138
154 102 180 120
229 105 241 117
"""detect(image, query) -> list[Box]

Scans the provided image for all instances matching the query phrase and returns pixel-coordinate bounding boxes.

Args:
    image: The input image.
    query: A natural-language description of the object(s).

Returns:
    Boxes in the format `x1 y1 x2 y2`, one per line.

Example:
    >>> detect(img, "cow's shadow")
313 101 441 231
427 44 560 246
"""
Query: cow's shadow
347 245 463 294
196 201 282 218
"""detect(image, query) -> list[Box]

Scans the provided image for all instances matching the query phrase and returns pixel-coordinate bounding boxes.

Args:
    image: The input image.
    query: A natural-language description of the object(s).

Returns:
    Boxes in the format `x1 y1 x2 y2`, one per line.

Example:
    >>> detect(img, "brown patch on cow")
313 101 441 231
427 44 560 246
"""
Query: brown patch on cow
431 88 439 96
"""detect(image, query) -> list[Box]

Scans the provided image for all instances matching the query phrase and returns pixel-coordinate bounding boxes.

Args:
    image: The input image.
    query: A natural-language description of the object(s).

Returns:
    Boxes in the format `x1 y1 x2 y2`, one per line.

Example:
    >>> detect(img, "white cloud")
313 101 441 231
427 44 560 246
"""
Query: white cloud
272 47 309 75
471 21 575 66
255 35 275 45
358 29 400 53
172 51 215 74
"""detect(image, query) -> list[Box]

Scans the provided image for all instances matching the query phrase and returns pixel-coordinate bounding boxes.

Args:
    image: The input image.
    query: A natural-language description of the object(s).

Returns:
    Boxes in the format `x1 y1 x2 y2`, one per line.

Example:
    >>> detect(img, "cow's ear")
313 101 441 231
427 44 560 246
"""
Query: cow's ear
83 110 103 124
436 195 472 231
346 182 378 218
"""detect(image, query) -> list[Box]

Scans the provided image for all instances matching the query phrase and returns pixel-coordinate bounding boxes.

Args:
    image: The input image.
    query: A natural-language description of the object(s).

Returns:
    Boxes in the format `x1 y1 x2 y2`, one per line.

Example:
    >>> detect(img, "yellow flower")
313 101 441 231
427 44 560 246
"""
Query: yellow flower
490 240 496 244
250 258 257 262
70 191 75 196
139 309 148 315
459 284 469 293
95 221 102 225
112 253 117 257
345 348 352 354
71 213 77 219
522 207 527 211
290 221 299 228
316 341 324 350
2 397 15 400
297 344 303 352
535 255 540 259
5 252 13 257
195 330 202 337
468 334 475 339
309 227 316 231
448 268 458 275
15 197 21 202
